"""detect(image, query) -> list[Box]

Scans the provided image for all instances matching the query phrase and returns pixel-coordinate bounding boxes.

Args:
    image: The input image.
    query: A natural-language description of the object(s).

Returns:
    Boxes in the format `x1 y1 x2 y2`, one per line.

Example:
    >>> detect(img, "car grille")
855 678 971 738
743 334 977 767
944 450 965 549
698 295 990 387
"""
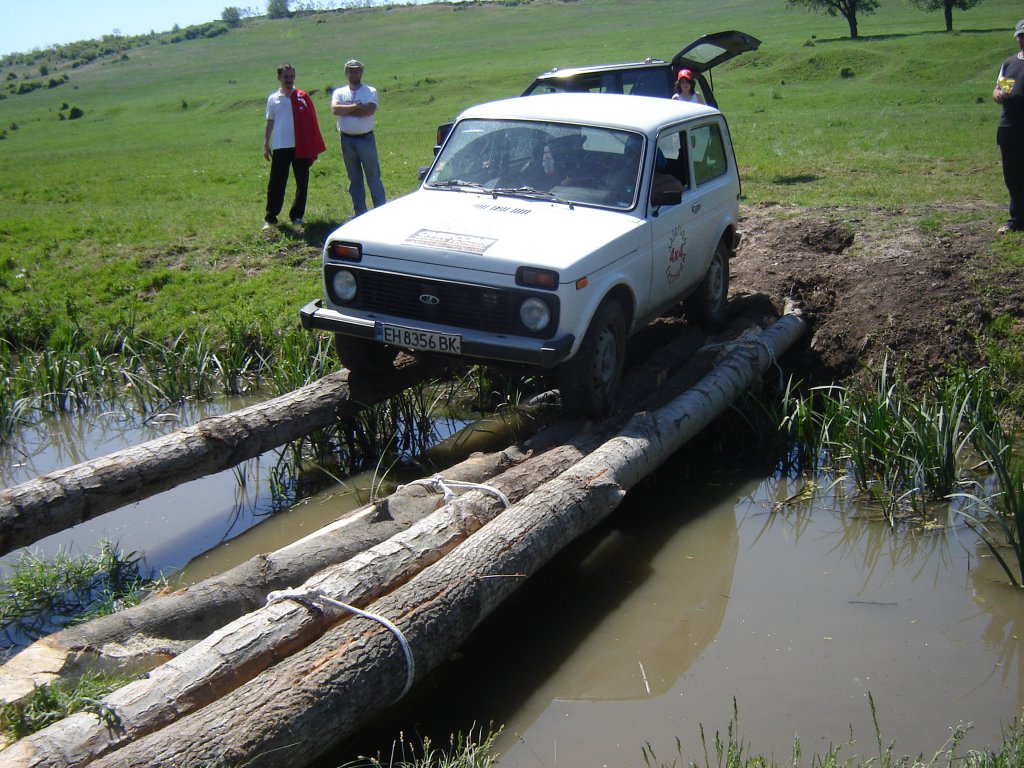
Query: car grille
326 266 556 338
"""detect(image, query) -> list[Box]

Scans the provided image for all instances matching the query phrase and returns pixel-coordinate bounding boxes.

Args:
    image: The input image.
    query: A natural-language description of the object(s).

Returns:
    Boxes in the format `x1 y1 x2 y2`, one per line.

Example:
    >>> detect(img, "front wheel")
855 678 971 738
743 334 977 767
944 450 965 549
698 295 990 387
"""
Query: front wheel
333 334 396 374
557 299 627 418
686 237 731 329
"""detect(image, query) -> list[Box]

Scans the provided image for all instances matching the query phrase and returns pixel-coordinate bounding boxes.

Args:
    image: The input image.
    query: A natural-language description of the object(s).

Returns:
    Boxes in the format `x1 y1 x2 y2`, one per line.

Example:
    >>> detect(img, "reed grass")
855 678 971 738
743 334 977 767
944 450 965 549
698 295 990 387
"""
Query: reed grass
751 362 1011 525
727 359 1024 584
343 725 503 768
0 323 330 441
956 426 1024 588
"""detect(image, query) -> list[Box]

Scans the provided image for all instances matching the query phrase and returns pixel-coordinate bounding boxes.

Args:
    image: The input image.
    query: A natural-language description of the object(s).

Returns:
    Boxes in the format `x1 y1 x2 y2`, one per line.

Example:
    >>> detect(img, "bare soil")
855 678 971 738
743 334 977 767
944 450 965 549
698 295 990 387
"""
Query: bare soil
724 204 1024 388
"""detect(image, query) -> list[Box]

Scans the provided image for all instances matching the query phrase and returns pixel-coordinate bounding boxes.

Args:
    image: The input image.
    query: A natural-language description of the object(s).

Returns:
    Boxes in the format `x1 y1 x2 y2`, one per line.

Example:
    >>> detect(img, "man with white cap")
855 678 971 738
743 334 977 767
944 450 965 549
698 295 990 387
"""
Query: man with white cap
993 19 1024 234
331 59 387 216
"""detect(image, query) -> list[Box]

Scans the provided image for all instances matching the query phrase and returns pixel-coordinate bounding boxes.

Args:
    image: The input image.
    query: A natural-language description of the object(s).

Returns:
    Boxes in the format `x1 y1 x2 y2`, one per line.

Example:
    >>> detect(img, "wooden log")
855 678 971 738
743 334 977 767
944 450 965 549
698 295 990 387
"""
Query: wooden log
58 311 806 768
0 362 435 557
0 434 553 707
0 441 594 767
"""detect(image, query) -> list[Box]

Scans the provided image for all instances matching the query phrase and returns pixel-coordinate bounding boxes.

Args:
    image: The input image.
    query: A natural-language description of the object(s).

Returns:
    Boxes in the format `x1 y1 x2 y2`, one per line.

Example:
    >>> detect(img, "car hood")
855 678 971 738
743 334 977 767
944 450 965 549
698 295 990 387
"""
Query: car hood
328 190 645 277
671 30 760 73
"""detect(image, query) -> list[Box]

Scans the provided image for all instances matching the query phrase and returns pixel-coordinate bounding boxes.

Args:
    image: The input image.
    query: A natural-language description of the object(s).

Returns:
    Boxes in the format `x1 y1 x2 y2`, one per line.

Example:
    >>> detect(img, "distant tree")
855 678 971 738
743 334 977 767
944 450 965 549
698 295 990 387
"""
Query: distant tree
221 6 243 27
267 0 290 18
783 0 880 39
907 0 984 32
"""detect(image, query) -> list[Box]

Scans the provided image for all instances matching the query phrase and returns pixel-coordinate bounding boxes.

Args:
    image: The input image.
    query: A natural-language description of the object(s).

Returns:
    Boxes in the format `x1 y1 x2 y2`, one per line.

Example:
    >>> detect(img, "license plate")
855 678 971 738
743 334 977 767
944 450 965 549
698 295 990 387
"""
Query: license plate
379 324 462 354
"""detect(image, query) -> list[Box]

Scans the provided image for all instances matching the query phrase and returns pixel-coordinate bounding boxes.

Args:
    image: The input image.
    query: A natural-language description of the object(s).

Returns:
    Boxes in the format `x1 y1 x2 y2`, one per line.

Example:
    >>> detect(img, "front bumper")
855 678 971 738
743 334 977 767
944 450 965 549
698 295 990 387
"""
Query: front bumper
299 299 576 368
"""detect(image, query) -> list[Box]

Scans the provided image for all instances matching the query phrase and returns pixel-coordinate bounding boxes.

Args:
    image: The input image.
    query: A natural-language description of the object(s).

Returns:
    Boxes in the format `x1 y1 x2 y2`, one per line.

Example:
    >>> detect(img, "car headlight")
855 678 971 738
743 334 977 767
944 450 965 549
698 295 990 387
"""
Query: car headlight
520 297 551 332
331 269 358 303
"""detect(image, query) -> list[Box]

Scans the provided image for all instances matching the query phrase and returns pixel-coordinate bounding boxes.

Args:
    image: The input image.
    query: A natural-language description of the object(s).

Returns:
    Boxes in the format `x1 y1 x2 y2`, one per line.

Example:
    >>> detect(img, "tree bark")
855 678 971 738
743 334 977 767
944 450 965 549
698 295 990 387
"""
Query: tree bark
0 438 598 767
0 433 552 707
35 311 806 768
0 362 435 557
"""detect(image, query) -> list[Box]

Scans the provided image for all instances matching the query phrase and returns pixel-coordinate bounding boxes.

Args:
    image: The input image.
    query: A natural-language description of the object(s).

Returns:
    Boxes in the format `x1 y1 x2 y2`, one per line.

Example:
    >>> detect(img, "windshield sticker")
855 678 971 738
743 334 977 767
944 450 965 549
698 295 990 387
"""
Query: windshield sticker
666 226 687 284
406 229 497 255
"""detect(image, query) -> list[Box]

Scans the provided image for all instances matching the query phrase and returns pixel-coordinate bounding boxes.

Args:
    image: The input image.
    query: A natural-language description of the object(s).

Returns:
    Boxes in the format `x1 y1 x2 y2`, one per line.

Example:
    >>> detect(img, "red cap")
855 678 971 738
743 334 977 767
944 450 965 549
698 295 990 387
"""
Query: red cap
677 69 695 81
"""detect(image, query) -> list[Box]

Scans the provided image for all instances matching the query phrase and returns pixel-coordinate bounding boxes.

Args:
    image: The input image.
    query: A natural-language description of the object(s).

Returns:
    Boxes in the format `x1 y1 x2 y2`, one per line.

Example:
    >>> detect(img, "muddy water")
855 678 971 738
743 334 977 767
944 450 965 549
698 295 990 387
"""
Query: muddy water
4 406 1024 765
331 456 1024 767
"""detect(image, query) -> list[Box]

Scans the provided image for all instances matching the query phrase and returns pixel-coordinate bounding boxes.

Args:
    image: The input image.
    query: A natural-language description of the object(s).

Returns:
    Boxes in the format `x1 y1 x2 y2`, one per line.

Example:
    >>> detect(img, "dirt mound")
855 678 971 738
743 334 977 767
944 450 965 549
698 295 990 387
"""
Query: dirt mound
727 204 1023 388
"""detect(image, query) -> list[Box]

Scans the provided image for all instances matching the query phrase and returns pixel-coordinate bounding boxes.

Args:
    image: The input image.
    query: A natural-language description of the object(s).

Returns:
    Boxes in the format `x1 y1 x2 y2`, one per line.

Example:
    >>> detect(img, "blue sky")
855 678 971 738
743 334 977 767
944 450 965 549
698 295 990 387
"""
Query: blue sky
1 0 229 57
0 1 432 58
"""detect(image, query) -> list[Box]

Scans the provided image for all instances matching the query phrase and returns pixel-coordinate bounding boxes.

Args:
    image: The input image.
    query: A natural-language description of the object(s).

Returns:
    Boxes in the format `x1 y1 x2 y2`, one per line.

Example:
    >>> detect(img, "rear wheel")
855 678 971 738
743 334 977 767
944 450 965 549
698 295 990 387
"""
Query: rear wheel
557 299 626 418
686 237 731 329
333 334 396 374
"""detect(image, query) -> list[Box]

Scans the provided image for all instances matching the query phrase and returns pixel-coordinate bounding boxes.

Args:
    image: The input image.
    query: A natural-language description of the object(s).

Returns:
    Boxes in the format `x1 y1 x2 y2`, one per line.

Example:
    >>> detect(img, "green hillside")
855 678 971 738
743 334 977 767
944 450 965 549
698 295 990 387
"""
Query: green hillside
0 0 1018 348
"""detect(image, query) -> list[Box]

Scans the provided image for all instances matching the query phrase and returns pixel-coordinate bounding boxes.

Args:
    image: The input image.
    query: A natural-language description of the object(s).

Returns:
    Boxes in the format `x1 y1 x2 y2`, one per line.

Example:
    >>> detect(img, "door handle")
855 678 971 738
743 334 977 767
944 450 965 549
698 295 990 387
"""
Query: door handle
691 202 702 214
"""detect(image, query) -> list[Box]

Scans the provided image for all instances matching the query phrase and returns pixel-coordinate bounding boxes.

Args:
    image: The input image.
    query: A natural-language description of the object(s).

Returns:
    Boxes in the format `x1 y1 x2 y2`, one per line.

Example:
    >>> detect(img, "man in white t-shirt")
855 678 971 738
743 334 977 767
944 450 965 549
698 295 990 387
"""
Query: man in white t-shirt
331 59 387 216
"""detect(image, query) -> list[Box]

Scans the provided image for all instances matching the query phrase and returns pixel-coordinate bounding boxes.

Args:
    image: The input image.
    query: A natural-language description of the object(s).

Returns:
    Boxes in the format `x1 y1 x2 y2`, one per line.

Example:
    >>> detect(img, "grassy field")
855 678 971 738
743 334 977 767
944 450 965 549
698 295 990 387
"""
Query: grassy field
0 0 1020 351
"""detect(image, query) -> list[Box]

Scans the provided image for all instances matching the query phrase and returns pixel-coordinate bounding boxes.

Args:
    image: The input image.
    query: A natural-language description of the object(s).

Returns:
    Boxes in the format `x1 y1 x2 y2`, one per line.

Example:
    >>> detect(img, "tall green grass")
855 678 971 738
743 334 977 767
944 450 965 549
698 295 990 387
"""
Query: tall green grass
748 362 1003 522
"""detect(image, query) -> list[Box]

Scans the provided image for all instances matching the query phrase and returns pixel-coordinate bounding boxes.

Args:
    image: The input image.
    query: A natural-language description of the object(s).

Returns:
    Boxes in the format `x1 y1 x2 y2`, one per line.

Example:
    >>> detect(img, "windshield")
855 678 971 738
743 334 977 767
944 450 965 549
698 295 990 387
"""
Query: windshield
425 118 645 210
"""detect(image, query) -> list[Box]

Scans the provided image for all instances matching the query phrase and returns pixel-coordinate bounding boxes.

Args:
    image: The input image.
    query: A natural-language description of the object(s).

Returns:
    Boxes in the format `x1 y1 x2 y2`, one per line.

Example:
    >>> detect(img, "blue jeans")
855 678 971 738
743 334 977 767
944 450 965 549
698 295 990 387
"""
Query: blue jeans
340 132 386 215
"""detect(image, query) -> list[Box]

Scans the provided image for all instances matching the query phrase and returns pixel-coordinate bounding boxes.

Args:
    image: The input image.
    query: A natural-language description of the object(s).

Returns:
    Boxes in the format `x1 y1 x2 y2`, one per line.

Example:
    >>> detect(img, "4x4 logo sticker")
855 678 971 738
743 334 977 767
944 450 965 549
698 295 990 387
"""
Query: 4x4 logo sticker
666 226 687 284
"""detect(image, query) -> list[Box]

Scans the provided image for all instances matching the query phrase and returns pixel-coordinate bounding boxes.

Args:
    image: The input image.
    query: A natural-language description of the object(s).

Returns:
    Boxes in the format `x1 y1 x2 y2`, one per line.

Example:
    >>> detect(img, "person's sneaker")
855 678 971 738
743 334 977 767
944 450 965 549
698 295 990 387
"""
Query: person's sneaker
262 220 273 231
291 218 304 228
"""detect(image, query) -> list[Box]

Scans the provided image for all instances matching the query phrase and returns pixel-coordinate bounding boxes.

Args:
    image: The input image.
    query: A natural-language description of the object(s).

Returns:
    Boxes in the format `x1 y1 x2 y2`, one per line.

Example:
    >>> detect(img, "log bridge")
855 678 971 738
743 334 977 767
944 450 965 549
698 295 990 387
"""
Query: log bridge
0 303 805 768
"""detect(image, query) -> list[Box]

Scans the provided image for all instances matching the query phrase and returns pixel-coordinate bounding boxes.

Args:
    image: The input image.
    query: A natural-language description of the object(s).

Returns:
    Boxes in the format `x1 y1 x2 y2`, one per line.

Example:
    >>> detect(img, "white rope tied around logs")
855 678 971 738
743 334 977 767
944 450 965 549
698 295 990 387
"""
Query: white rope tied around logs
702 333 784 388
266 587 416 700
397 474 511 508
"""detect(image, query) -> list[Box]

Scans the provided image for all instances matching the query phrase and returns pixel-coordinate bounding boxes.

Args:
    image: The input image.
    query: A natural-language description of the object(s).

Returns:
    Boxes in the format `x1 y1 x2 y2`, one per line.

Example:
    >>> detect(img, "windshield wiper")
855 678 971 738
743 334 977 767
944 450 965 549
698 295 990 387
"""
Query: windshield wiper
490 186 574 209
426 179 488 191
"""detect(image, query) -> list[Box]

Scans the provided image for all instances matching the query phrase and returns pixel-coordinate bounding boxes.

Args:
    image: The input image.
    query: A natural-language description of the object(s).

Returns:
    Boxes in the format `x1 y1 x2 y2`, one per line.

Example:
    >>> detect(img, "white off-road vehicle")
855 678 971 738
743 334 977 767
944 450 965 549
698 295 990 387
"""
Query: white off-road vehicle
301 92 742 416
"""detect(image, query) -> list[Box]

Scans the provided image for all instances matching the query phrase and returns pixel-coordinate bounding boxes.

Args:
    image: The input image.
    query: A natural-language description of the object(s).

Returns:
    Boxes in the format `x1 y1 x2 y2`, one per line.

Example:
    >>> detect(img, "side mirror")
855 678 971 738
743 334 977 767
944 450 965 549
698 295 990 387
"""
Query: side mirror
651 190 682 207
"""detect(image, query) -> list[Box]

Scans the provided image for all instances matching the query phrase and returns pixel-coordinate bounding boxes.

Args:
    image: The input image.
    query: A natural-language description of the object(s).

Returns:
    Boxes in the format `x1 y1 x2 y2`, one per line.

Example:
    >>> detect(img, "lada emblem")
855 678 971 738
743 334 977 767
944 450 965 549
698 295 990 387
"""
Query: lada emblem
419 293 441 306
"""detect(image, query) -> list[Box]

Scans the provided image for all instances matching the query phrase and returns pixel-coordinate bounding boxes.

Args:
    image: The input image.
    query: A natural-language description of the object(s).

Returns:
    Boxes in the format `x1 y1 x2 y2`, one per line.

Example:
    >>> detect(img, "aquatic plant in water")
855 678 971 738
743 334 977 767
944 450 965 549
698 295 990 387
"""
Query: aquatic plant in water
0 542 157 648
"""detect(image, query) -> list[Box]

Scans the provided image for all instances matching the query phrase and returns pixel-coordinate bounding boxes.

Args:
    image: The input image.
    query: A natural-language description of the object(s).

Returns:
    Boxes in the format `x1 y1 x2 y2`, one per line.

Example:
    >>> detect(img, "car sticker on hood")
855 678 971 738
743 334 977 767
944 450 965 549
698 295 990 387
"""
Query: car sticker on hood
406 229 497 255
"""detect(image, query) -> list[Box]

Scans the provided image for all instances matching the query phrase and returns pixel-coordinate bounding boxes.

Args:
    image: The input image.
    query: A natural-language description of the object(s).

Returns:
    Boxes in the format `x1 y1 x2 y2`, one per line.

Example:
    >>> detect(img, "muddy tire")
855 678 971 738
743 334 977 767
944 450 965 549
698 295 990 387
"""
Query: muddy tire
686 237 731 329
557 299 626 418
333 334 396 374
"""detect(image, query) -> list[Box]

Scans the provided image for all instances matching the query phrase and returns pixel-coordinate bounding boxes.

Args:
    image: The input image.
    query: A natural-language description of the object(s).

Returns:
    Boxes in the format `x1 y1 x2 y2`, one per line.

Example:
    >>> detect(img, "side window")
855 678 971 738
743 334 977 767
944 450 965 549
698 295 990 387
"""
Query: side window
627 69 672 97
691 123 728 186
655 130 689 191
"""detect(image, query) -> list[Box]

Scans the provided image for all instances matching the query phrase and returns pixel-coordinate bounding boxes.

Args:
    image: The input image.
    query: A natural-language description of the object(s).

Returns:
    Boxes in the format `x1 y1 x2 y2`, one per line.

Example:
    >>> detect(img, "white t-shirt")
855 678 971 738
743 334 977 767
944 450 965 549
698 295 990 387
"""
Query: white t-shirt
331 83 378 135
266 90 295 149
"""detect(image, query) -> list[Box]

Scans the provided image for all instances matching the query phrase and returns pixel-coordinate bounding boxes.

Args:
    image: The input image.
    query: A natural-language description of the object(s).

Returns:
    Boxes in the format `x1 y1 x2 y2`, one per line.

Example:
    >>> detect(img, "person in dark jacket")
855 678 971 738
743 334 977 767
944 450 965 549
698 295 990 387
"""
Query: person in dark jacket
993 20 1024 234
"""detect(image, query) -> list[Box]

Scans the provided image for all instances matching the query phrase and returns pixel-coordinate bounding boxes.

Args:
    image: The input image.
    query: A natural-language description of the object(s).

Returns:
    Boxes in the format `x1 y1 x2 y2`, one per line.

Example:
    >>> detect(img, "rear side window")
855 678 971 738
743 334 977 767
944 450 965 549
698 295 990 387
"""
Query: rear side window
690 123 728 186
623 69 672 97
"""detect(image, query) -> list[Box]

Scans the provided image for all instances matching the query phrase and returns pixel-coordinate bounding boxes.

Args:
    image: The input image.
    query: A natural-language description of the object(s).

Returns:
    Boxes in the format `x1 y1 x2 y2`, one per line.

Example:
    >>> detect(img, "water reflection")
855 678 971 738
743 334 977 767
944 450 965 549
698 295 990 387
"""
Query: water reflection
0 396 292 577
332 457 1024 768
971 545 1024 710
